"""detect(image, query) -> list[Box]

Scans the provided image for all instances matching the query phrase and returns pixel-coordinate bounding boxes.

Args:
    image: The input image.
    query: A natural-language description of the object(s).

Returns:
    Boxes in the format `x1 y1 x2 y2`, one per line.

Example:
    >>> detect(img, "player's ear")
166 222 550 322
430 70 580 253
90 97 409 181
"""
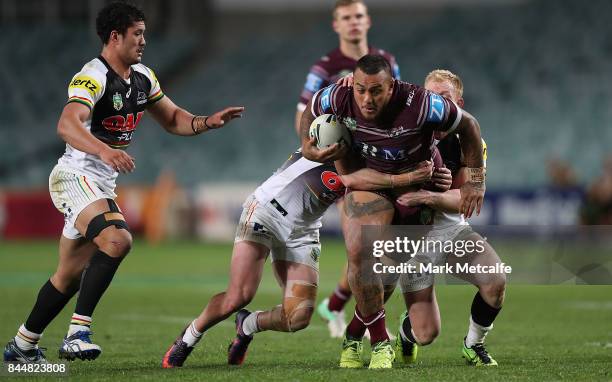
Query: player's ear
457 98 465 108
109 30 120 44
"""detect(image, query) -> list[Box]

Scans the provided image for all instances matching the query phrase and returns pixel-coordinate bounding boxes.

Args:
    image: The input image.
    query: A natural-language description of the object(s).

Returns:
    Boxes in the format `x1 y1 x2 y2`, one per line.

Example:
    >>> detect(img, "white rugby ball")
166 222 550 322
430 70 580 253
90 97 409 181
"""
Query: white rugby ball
309 114 352 150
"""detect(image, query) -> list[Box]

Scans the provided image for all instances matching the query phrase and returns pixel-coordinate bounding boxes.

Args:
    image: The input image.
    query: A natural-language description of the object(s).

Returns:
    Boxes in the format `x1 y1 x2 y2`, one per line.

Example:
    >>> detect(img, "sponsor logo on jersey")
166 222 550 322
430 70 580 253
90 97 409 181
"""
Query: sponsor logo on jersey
112 92 123 111
137 91 147 105
357 142 408 161
305 73 324 93
427 93 445 123
69 76 101 97
342 117 357 131
406 89 415 107
320 85 334 112
102 112 144 132
126 87 132 98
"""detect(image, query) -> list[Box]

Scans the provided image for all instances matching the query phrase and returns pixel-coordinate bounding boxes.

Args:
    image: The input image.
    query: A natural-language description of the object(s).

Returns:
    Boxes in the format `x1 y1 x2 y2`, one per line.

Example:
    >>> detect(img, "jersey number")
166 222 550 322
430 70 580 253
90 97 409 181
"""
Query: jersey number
102 112 144 132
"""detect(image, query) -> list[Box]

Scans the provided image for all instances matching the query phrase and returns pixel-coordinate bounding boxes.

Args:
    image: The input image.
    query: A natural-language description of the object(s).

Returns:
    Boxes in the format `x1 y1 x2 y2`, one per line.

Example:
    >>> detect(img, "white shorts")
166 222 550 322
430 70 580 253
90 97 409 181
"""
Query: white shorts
234 195 321 271
49 165 117 240
399 224 473 293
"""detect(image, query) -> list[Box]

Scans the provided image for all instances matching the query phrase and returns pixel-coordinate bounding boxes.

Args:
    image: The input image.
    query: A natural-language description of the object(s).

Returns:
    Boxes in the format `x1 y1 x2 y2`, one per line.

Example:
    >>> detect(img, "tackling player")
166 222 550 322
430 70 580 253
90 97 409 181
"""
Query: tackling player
3 1 243 364
300 55 486 369
295 0 400 339
161 150 434 368
392 69 505 367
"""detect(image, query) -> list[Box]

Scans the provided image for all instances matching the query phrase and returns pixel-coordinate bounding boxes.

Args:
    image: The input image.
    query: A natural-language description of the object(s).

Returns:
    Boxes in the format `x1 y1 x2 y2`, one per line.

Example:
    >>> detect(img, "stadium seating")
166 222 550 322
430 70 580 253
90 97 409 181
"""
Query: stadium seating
1 0 610 188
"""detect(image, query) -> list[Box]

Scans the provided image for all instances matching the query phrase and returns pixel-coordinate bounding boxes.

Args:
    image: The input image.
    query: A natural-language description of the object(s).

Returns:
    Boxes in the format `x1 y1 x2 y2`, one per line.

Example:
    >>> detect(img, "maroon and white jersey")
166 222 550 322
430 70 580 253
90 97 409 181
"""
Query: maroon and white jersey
298 47 400 111
311 81 462 174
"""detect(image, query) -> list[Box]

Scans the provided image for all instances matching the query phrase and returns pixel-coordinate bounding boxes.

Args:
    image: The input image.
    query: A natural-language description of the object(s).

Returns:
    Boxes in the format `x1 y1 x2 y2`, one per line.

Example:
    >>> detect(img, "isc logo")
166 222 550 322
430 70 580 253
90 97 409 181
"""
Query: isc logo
102 112 144 132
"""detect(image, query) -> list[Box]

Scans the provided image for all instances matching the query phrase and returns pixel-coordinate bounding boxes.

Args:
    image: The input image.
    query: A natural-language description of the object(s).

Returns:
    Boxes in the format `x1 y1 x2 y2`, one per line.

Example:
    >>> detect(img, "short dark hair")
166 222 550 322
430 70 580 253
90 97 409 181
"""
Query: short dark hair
333 0 367 19
96 2 146 44
355 54 392 77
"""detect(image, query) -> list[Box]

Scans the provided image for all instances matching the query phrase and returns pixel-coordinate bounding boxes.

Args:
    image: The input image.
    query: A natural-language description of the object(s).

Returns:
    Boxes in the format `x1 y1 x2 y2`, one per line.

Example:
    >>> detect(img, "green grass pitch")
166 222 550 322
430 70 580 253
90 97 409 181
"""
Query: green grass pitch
1 239 611 381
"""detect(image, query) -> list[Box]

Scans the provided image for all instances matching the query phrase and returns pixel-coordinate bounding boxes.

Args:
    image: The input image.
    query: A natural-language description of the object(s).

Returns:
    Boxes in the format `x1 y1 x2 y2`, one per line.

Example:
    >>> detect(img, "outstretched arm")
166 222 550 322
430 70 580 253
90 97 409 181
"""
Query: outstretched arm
147 96 244 136
341 161 433 190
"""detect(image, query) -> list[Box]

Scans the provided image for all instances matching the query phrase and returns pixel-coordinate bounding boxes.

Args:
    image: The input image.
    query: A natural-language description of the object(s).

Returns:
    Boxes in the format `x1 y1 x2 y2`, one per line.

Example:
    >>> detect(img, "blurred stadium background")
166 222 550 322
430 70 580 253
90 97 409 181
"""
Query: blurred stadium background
1 1 611 379
0 0 612 240
1 0 611 241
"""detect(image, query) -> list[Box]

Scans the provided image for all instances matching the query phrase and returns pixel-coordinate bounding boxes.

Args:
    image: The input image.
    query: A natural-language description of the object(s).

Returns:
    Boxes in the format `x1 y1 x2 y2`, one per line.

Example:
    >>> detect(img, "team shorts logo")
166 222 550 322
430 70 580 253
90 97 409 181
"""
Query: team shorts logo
112 92 123 111
69 76 101 97
310 247 321 263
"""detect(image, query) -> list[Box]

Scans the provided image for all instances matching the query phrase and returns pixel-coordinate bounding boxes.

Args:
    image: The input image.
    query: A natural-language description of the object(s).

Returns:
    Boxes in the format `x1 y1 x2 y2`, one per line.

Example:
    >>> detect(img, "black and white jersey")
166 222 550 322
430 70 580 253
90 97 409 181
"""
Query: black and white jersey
58 56 164 188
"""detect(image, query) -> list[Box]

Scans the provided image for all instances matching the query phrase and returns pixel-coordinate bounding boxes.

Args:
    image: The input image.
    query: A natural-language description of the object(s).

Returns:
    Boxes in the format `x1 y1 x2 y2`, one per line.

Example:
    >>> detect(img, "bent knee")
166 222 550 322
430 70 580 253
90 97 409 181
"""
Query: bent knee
480 279 506 308
413 325 440 346
95 228 132 257
285 308 313 332
223 291 254 314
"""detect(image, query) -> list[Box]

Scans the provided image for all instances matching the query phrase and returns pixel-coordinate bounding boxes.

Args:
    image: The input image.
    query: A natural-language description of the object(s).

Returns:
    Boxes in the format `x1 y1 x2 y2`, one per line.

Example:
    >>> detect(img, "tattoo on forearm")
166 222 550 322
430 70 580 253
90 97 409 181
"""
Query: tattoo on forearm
344 193 393 218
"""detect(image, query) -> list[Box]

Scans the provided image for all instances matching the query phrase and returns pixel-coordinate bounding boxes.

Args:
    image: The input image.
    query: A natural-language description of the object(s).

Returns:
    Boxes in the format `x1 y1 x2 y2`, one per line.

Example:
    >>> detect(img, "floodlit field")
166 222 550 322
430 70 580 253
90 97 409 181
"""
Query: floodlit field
1 240 610 381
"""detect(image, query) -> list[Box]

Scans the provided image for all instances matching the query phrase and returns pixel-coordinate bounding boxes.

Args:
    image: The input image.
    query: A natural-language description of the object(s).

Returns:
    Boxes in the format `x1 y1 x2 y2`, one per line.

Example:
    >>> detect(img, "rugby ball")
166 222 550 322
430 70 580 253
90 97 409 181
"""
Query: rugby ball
309 114 352 150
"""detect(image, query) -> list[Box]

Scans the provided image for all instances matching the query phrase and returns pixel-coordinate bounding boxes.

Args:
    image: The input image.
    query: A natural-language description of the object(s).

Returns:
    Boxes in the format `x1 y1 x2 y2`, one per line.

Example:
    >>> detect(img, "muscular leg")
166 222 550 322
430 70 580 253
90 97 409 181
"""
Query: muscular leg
13 237 96 351
193 241 269 332
447 231 505 355
67 199 132 332
401 286 441 346
255 260 318 333
342 191 394 344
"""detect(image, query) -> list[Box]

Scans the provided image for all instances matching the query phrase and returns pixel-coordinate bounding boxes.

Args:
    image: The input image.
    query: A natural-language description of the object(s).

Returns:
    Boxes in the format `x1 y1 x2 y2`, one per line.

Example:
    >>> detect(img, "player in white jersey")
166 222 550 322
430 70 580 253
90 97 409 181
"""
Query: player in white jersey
3 2 244 364
162 150 434 368
392 70 506 367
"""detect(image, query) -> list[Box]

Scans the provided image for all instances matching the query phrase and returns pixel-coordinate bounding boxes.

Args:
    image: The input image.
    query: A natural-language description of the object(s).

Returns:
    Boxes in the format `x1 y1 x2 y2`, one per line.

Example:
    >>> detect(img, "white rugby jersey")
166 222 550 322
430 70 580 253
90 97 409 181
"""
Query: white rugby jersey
57 56 164 189
253 150 344 227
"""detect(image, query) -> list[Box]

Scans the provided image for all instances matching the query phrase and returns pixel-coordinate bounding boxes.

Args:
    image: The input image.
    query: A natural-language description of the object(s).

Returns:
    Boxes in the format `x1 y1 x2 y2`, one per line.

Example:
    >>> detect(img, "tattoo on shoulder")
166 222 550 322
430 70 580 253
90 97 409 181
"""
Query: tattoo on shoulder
344 193 393 218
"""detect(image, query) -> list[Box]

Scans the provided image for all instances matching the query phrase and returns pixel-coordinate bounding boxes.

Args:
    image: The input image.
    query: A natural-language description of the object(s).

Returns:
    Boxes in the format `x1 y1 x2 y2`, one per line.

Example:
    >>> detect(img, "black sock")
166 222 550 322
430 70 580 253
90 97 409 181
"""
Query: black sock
471 291 501 327
400 314 417 343
74 250 123 317
24 280 77 334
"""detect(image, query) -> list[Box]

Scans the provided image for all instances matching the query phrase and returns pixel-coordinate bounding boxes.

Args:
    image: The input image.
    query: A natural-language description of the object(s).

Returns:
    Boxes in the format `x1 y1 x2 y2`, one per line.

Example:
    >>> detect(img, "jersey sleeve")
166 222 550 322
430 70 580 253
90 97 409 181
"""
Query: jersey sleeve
310 84 348 117
144 66 164 105
298 63 330 111
387 54 401 80
66 65 105 110
418 88 463 134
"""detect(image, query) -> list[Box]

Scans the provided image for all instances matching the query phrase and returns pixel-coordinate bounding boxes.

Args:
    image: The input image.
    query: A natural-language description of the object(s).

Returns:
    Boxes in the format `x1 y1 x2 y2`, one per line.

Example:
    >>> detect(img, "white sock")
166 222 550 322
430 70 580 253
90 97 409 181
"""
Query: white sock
68 324 91 336
181 321 204 347
465 316 493 347
15 324 41 350
242 311 262 336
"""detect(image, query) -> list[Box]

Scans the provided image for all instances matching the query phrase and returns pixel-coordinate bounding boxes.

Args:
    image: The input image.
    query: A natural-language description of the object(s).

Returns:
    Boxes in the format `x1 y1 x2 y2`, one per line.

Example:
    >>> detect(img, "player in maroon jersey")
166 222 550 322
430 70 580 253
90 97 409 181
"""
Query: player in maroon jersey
300 54 485 369
295 0 400 136
297 0 400 339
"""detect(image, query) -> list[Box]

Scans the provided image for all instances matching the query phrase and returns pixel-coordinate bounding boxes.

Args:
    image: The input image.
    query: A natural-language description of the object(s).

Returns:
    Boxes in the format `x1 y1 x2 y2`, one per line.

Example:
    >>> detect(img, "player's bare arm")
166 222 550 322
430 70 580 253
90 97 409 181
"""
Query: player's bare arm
454 110 485 218
341 160 433 190
57 102 135 173
147 96 244 136
396 189 461 213
299 100 347 162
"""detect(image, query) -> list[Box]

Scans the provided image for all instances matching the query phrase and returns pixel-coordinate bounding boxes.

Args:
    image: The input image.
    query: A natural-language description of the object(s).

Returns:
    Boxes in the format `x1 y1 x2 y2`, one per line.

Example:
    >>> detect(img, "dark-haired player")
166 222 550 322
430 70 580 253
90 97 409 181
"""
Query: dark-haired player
300 55 485 369
3 1 243 364
295 0 400 339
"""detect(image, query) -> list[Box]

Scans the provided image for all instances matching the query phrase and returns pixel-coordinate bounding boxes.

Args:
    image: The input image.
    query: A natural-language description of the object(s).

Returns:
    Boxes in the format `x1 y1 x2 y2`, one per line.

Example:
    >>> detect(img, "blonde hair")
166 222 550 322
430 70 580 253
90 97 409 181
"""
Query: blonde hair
424 69 464 98
333 0 367 19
